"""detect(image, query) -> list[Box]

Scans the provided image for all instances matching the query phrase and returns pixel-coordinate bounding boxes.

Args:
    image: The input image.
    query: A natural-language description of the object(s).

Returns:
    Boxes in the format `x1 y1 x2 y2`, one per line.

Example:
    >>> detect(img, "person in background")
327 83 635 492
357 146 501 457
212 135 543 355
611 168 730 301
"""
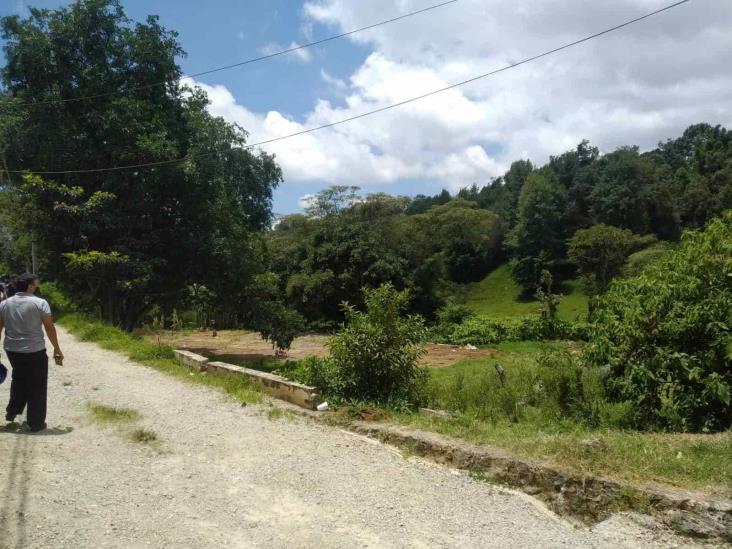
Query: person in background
0 273 64 432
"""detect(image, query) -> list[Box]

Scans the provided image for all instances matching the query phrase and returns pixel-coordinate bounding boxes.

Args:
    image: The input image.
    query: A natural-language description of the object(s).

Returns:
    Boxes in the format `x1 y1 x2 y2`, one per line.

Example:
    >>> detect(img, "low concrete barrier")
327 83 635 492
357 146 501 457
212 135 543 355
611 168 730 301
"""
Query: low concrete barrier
174 350 209 372
173 349 320 410
207 361 320 410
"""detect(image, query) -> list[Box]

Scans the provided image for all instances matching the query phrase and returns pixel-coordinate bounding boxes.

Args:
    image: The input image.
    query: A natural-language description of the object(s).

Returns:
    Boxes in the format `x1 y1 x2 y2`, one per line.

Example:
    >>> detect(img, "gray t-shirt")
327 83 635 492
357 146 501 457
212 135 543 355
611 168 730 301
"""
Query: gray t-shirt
0 292 52 353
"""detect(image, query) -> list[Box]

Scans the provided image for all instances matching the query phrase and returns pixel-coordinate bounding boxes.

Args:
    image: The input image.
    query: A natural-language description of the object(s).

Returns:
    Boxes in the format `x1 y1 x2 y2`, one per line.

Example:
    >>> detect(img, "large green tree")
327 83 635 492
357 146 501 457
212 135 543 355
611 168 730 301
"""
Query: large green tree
568 224 654 296
0 0 281 328
508 169 568 292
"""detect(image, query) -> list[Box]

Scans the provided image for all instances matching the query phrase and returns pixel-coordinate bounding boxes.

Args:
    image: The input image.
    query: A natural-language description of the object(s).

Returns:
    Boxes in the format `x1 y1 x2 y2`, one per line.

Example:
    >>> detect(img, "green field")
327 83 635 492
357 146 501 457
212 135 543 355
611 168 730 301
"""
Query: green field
459 264 588 320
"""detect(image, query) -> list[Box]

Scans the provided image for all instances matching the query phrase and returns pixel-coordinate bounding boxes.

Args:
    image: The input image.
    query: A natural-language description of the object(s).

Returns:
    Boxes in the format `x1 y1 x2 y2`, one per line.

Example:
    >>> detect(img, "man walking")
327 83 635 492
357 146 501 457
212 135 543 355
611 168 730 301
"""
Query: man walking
0 273 64 432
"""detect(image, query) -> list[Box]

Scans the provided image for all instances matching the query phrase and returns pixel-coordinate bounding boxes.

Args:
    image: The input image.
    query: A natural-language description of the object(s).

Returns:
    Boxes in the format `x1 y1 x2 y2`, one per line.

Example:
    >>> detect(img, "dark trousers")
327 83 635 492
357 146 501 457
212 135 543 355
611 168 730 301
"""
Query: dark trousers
5 350 48 428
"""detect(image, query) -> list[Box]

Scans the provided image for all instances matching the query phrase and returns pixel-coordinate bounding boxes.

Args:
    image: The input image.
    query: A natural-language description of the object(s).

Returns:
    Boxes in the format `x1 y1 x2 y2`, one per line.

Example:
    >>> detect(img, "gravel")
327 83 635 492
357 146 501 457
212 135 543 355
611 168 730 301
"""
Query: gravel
0 327 705 548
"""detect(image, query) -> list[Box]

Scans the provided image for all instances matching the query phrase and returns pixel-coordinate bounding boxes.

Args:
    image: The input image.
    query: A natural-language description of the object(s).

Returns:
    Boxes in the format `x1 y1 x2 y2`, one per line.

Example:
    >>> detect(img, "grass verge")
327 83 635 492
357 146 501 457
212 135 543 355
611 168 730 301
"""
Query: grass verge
60 313 262 406
393 413 731 497
404 342 732 496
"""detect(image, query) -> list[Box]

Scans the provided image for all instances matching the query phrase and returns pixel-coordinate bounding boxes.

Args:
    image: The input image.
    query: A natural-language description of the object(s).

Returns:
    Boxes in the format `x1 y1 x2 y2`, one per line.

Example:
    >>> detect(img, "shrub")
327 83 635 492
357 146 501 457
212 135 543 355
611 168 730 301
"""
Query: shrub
324 283 427 406
436 302 475 325
623 242 673 277
38 281 77 318
436 315 591 346
586 211 732 432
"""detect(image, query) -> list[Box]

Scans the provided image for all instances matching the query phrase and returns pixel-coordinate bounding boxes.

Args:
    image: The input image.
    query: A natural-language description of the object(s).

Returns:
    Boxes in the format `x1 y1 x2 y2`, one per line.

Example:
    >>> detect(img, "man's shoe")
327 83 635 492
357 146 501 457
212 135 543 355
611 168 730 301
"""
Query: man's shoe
28 422 47 433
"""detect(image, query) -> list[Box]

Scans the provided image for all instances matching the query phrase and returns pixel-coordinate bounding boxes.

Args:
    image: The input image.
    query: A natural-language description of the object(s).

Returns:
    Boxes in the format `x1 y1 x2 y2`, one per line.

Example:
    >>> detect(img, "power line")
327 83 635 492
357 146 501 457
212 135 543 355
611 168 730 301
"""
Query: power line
5 0 690 176
1 0 458 108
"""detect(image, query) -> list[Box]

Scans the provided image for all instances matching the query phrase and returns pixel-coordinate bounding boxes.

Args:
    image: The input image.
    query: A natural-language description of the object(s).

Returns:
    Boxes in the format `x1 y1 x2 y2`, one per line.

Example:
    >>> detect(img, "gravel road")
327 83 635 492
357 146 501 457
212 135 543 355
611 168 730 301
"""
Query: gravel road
0 327 703 548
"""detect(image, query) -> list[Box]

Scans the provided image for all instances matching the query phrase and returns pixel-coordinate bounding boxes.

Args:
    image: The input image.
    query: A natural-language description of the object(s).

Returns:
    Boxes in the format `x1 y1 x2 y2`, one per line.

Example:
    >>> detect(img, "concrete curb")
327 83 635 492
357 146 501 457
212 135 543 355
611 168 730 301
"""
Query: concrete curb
173 350 320 410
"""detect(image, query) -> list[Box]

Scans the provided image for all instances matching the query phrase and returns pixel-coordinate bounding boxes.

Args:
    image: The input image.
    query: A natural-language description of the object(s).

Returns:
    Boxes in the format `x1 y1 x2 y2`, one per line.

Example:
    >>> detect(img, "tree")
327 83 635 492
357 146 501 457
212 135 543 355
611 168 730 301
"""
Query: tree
412 200 503 283
0 1 281 329
508 169 568 293
589 147 655 234
304 185 360 218
568 224 655 296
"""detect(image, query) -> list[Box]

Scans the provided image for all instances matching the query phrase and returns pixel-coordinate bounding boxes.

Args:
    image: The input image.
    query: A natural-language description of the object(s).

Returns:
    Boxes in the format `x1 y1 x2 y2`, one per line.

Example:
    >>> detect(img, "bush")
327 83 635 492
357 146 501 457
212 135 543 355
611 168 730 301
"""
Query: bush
436 302 475 325
623 242 673 277
436 315 591 346
586 211 732 432
38 281 77 318
315 283 427 406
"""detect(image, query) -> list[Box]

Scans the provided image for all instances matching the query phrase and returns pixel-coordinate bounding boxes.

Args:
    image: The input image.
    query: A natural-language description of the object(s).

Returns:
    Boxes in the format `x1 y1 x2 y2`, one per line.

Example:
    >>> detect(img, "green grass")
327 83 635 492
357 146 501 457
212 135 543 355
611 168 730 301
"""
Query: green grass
396 413 732 496
407 342 731 495
60 313 263 405
460 264 588 321
87 403 139 423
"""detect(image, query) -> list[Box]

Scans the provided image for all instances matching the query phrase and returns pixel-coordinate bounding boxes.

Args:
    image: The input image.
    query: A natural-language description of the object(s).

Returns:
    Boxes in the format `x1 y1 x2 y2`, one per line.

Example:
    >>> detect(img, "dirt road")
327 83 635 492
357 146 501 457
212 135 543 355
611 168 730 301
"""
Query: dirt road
0 328 699 548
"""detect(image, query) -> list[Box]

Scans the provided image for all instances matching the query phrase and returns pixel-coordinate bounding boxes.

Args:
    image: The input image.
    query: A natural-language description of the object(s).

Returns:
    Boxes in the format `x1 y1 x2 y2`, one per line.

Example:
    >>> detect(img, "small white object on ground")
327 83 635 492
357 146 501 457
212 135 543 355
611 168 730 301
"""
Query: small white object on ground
316 402 329 412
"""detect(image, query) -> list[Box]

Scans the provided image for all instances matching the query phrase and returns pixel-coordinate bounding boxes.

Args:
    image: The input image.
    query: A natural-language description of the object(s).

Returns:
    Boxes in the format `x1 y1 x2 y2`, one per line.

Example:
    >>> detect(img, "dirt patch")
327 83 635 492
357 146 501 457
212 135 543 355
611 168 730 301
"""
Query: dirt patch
152 330 504 369
153 330 330 361
421 343 506 368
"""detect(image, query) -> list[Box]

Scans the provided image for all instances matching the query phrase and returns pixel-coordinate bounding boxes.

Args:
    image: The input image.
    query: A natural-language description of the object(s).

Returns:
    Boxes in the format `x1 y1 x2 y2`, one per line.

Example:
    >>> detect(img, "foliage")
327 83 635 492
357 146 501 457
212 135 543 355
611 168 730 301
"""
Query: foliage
258 305 305 355
38 281 77 317
304 284 427 406
568 224 656 295
0 1 281 329
623 242 673 278
508 170 568 293
586 212 732 431
186 283 216 330
535 269 560 322
436 302 475 326
436 314 591 346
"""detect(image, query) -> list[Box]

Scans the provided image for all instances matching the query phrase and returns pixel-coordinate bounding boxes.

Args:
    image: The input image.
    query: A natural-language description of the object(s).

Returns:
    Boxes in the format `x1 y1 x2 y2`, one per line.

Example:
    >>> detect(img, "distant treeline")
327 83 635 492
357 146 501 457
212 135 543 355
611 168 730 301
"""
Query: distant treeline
268 123 732 326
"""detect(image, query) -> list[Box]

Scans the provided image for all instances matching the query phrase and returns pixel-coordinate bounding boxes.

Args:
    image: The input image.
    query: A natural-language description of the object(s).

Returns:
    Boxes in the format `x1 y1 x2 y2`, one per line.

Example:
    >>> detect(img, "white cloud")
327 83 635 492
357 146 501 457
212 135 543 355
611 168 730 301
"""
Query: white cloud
198 0 732 194
258 41 312 64
320 69 348 92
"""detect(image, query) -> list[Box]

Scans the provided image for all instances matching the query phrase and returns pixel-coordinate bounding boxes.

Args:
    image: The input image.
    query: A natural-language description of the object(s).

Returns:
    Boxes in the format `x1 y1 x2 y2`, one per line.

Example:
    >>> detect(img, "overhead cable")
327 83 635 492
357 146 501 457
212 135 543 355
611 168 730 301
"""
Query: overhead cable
5 0 690 175
1 0 458 108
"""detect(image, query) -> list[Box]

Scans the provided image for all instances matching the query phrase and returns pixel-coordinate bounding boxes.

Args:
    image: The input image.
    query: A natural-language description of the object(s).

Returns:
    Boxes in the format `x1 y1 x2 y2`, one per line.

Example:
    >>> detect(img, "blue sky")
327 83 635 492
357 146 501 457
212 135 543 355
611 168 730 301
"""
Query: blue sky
2 1 731 214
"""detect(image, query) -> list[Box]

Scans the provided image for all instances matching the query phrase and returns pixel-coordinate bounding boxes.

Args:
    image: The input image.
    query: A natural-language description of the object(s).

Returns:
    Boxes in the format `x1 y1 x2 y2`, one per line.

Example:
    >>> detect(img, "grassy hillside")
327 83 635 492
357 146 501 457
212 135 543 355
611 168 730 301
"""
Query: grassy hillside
460 264 588 321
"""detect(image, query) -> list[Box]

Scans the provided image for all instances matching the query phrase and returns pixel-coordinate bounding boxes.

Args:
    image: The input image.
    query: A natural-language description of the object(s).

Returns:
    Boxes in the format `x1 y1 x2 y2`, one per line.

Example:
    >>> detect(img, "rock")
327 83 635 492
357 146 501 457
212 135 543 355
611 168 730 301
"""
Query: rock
579 437 607 452
665 510 728 540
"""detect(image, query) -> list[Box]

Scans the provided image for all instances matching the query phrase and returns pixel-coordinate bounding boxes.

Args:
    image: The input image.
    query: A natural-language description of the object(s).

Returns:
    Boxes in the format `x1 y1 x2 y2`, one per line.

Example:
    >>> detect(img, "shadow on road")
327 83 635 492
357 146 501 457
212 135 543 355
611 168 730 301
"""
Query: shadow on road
0 432 35 549
1 424 73 436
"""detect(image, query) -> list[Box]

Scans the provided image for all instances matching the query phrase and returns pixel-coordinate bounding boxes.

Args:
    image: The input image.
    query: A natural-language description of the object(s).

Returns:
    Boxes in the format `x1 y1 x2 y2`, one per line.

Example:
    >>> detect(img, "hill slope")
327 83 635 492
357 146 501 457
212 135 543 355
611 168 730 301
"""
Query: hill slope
459 264 588 321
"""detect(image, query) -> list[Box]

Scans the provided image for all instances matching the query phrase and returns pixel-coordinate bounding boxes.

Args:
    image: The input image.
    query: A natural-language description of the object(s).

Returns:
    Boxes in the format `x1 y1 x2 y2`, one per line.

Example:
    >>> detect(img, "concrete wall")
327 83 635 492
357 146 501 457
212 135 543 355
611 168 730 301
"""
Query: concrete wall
173 350 320 410
207 361 320 410
173 350 209 372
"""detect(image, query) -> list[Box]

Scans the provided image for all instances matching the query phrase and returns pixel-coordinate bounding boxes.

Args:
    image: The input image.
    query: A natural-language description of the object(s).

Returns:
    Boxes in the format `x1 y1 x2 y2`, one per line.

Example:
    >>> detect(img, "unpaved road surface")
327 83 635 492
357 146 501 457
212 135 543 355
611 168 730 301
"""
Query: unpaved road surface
1 327 703 548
